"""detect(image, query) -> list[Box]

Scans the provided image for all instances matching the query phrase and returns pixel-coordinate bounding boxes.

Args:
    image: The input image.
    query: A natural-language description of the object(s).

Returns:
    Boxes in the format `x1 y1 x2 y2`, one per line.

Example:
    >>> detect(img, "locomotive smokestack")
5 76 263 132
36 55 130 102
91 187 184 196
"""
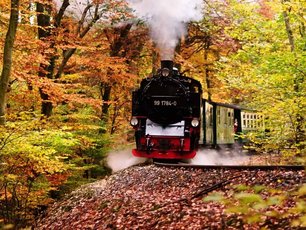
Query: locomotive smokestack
161 60 174 70
160 60 174 77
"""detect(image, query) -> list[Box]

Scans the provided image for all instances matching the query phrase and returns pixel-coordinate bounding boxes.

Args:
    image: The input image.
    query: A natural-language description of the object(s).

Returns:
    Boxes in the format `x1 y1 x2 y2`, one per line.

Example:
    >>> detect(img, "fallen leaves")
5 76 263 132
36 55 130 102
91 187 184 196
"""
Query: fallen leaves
36 165 305 229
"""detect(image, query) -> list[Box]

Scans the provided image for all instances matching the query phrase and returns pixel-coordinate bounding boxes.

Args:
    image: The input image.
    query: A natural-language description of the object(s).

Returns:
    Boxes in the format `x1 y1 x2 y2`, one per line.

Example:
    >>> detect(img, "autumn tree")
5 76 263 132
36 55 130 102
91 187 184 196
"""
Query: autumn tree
75 22 149 133
281 0 305 148
0 0 20 125
0 119 81 227
36 0 69 117
179 0 240 102
100 23 133 121
217 0 305 154
35 0 131 117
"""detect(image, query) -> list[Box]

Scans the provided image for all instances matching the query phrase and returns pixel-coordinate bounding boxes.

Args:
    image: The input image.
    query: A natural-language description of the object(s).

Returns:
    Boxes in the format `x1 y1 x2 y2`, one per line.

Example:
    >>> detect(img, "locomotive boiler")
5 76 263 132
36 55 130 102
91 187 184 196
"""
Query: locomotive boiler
130 60 203 159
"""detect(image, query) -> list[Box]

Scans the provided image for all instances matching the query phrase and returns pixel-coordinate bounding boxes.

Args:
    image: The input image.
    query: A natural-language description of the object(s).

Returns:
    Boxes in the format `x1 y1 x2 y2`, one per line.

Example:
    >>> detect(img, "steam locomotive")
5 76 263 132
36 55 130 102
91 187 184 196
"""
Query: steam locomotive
130 60 264 159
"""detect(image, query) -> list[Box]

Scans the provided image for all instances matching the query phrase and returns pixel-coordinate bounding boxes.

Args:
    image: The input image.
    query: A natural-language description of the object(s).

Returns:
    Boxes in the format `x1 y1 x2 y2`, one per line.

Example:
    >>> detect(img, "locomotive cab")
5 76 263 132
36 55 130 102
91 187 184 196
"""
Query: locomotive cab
131 61 202 159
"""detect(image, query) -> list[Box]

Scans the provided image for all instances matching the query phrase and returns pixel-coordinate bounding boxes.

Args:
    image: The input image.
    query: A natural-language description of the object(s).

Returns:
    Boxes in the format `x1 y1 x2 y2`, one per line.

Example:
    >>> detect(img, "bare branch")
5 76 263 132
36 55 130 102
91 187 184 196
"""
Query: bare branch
54 0 70 27
79 3 100 38
77 3 94 34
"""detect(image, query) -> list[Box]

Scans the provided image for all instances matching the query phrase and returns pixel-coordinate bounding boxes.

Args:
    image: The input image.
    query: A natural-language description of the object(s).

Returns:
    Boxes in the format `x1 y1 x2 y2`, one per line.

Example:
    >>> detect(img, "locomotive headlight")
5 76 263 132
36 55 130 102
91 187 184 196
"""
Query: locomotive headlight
191 118 200 127
161 68 170 77
130 117 138 126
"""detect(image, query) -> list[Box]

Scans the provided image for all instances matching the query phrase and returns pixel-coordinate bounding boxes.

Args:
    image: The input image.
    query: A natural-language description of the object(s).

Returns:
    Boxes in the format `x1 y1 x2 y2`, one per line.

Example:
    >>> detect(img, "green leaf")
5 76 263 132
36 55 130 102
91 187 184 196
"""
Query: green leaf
235 192 264 204
253 185 266 193
298 184 306 197
226 206 248 214
295 201 306 213
233 184 250 191
267 196 283 206
266 210 280 217
203 192 225 202
291 214 306 228
246 213 262 224
253 202 267 210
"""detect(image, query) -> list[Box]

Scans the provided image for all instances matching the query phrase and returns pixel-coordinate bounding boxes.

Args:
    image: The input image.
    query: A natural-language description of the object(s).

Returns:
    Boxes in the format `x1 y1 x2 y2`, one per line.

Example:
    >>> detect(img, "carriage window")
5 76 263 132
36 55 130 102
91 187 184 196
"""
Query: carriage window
227 112 230 125
209 107 213 126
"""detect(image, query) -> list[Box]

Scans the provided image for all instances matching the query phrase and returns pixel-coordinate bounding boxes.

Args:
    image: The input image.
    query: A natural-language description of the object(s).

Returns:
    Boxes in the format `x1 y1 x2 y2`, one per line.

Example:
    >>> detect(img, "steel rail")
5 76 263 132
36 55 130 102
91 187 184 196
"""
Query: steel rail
153 162 305 170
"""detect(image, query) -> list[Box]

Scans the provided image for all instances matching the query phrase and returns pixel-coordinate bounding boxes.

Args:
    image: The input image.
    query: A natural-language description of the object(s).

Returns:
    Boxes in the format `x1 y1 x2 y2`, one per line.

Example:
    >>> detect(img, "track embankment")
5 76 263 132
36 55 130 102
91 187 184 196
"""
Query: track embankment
36 164 305 229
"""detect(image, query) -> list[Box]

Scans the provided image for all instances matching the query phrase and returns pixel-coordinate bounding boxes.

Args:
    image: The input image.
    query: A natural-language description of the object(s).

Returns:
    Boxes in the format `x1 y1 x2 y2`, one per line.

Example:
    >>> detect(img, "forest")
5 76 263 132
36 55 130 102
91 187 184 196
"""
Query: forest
0 0 305 228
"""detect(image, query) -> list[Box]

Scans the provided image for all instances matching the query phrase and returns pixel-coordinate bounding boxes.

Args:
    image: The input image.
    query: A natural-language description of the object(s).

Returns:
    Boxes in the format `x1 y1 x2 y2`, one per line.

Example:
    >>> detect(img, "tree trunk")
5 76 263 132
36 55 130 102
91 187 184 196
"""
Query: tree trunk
55 48 77 79
100 83 112 120
0 0 20 125
152 46 158 74
282 1 305 147
283 10 295 52
203 36 212 101
101 23 133 120
36 1 69 117
205 66 212 102
110 104 119 135
36 2 54 117
175 39 182 71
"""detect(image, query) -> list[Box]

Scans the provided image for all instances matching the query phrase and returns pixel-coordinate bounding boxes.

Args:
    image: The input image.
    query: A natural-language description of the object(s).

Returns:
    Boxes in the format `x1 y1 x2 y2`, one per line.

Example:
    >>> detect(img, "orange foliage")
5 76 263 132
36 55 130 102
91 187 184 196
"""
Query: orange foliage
258 0 274 19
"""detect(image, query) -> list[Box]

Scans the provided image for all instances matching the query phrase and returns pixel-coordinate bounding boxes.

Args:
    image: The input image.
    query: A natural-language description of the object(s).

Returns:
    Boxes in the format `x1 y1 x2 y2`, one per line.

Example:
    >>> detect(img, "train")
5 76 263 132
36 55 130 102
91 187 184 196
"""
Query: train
130 60 264 159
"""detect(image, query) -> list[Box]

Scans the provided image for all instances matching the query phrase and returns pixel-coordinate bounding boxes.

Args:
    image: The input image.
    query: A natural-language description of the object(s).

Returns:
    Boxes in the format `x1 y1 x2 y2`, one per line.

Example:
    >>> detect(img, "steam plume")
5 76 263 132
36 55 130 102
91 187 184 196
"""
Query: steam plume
106 148 147 173
128 0 202 60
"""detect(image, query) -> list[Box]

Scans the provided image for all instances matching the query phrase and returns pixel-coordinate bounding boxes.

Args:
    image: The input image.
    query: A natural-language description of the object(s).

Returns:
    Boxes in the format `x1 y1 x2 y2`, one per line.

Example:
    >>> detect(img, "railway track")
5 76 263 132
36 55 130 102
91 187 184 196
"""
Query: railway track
153 161 305 170
153 161 305 206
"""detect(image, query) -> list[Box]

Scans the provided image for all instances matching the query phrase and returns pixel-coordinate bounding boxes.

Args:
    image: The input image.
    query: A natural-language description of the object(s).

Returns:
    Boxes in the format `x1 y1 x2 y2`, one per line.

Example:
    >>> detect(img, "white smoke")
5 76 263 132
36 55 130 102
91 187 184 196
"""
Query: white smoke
191 149 249 165
106 148 147 173
128 0 202 60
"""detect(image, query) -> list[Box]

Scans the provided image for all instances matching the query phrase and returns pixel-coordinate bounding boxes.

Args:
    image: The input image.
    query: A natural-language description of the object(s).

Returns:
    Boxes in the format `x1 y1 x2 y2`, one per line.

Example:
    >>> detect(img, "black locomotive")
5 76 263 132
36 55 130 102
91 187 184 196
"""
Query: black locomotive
130 60 264 159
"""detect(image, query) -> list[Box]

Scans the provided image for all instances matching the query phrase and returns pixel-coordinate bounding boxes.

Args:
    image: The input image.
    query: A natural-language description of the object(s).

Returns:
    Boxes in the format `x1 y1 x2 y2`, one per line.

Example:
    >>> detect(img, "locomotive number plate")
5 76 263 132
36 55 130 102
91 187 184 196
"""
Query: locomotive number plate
153 100 178 106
